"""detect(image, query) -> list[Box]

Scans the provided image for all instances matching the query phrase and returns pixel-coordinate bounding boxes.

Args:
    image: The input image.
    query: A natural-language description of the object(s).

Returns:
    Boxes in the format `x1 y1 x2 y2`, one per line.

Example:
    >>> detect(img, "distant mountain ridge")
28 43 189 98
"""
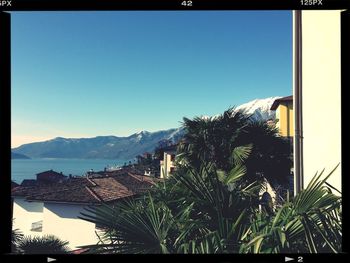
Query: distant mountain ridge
11 152 30 159
12 128 185 160
12 97 280 160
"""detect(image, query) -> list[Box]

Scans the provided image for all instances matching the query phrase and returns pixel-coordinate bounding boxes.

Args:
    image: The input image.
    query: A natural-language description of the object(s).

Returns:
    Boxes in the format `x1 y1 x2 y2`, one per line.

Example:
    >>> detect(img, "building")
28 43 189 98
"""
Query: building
12 172 156 250
292 10 345 194
160 145 177 179
11 181 19 190
36 170 67 183
270 95 294 138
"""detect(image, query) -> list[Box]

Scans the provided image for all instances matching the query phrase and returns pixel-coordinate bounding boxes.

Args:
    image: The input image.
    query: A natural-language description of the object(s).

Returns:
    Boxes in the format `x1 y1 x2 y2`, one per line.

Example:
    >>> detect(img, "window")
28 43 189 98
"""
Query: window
30 220 43 232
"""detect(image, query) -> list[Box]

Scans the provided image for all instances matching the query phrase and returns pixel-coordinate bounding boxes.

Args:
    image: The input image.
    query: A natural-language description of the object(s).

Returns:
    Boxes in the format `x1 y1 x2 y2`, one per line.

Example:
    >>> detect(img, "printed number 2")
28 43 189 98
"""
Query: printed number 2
181 1 193 6
298 256 303 262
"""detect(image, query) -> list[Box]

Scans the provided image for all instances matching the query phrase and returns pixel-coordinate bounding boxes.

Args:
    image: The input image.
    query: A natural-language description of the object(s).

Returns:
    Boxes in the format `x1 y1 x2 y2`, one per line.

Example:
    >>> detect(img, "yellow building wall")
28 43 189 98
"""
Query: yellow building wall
276 103 293 137
275 107 281 131
278 105 287 136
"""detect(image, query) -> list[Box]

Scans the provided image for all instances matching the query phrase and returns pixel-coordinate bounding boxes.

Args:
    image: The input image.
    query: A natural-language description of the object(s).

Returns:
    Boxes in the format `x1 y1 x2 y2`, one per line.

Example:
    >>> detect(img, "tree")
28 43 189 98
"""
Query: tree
11 228 23 253
79 145 261 253
16 235 70 254
78 107 340 254
80 151 341 253
177 107 292 187
237 120 292 187
240 165 341 253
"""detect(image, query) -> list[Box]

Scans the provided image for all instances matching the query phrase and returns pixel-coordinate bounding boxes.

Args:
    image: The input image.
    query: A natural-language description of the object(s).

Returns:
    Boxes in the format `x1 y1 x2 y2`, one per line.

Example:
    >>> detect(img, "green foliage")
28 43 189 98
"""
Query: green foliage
240 165 342 253
178 108 292 186
80 195 176 254
16 235 70 254
80 145 260 254
11 228 24 253
80 161 341 254
79 107 341 254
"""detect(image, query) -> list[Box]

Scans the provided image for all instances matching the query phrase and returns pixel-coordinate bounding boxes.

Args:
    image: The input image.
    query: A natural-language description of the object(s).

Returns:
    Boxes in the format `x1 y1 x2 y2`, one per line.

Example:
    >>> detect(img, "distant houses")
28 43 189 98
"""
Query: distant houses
21 169 68 187
159 144 177 179
11 169 158 250
11 181 19 190
36 170 67 183
134 141 178 179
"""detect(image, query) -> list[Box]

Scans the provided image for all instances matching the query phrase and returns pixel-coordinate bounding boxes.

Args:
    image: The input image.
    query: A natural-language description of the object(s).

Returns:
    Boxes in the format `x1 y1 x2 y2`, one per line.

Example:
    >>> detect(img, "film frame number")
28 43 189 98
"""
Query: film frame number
181 1 193 7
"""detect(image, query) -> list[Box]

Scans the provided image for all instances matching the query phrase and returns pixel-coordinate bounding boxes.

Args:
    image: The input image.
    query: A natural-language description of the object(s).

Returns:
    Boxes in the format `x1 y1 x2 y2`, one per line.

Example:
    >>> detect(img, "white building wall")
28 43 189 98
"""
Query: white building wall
12 198 100 250
160 152 175 179
43 203 99 250
12 198 43 237
298 10 342 191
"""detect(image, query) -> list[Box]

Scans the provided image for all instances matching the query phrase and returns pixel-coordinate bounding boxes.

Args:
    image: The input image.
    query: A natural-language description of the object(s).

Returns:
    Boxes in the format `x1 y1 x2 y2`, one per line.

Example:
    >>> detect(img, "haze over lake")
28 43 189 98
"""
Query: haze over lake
11 158 129 184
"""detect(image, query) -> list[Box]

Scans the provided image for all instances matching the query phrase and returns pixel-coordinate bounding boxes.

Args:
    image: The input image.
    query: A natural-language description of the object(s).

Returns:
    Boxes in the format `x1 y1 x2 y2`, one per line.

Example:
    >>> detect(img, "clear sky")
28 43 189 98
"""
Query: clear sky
11 11 292 147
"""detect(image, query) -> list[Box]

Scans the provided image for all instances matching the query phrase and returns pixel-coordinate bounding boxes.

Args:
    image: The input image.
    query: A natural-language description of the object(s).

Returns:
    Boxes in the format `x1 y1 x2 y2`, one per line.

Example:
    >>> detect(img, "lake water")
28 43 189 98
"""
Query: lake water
11 158 129 184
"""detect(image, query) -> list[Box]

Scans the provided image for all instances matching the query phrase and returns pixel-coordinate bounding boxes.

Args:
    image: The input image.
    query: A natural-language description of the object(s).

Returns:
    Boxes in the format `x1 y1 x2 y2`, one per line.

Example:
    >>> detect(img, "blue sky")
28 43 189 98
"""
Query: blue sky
11 11 292 147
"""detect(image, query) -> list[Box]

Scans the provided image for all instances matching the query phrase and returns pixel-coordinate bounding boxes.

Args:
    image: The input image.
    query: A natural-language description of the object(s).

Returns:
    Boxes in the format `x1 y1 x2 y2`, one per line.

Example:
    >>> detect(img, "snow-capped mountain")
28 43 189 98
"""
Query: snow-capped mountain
12 97 280 159
236 96 282 121
199 97 281 121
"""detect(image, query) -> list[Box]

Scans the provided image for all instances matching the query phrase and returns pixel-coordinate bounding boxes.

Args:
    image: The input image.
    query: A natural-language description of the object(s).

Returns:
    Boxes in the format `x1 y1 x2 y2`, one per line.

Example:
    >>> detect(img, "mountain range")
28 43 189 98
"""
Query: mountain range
12 97 281 160
11 152 31 159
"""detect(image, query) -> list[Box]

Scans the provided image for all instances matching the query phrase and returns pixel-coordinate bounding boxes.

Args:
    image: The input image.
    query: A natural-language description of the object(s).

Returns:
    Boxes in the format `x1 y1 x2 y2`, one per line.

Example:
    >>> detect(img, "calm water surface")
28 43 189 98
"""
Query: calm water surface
11 158 128 184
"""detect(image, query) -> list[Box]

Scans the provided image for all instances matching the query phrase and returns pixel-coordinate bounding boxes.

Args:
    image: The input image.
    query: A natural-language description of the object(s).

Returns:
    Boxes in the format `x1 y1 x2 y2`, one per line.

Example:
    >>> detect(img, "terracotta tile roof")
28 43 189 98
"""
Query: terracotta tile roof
89 177 134 202
12 172 158 204
11 181 19 190
20 179 38 187
29 187 100 203
270 95 293 110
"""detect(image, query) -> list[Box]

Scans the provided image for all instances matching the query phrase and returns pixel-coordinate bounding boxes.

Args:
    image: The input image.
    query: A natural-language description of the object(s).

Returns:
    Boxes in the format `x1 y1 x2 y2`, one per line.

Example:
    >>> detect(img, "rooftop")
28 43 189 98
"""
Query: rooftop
12 171 159 205
11 181 19 190
270 95 293 110
36 169 66 177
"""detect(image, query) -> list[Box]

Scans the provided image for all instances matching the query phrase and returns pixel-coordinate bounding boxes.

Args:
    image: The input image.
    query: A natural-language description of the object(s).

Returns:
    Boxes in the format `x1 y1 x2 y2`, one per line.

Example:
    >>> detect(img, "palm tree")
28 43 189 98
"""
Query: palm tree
78 107 340 254
79 145 260 254
16 235 70 254
177 108 248 170
240 164 342 253
11 228 23 253
79 154 341 254
80 195 177 254
238 120 292 187
177 107 292 188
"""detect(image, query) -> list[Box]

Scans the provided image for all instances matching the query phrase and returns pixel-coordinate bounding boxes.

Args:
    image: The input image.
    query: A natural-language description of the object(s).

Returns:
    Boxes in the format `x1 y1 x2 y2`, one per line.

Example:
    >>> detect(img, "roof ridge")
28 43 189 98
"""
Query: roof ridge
27 185 84 199
111 176 132 192
86 177 97 186
127 172 144 182
85 186 103 202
